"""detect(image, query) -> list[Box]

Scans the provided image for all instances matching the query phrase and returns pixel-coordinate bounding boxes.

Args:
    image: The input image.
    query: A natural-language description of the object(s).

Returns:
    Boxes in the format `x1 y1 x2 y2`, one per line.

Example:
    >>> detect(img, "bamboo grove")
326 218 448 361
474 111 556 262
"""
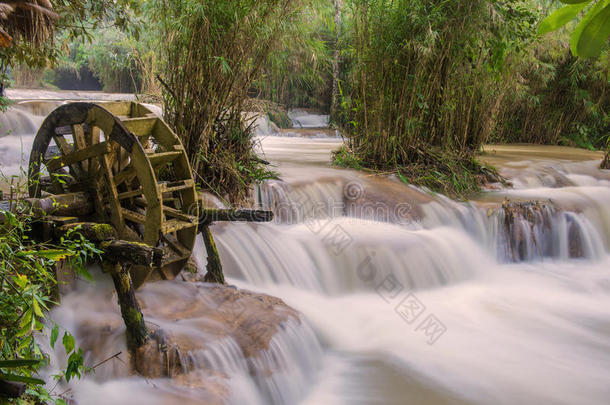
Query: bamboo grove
2 0 610 199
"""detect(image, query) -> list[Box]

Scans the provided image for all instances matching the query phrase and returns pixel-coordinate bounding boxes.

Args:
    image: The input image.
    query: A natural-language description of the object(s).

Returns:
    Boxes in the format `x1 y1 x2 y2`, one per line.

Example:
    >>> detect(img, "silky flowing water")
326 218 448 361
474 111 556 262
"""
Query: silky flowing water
1 92 610 404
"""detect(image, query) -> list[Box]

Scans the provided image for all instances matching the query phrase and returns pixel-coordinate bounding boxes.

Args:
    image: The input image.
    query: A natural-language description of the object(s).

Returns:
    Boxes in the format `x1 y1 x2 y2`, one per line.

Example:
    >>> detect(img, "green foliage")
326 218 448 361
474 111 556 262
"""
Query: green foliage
0 185 99 402
492 35 610 147
152 0 302 203
254 1 334 110
0 359 44 385
333 0 537 195
52 28 141 92
539 0 610 58
0 0 141 81
332 145 363 169
539 3 589 34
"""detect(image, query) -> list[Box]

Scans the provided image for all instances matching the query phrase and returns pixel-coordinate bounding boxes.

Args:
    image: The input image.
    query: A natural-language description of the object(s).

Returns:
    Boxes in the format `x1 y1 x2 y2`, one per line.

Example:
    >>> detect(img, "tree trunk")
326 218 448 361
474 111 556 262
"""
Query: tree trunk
330 0 342 122
602 150 610 170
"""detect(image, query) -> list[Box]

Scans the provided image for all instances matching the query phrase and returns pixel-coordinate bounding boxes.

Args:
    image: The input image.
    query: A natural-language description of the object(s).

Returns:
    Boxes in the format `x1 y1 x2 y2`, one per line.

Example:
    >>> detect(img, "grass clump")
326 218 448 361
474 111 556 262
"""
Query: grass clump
333 145 503 199
332 145 364 170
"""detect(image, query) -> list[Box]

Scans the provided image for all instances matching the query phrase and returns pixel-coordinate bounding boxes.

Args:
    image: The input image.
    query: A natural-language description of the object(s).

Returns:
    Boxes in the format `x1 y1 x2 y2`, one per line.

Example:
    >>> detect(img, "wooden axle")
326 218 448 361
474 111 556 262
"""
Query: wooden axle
199 208 273 227
3 192 273 226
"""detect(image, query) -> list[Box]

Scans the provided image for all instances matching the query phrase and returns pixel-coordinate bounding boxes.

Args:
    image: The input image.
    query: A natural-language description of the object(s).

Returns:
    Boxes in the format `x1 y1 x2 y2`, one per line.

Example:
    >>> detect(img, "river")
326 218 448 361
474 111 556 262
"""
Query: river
1 91 609 404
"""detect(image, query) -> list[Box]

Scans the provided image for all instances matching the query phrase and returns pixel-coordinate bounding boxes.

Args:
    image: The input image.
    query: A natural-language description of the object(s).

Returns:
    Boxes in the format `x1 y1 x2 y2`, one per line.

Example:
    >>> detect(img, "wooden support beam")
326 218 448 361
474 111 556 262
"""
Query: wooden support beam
101 240 163 268
198 208 273 227
45 142 111 173
55 222 117 242
201 225 224 284
25 192 93 217
104 262 148 352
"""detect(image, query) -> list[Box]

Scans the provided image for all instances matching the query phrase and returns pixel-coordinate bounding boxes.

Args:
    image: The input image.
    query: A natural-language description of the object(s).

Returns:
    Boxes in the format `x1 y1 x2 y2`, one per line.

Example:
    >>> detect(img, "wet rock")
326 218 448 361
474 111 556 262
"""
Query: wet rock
178 256 205 283
63 280 302 404
134 282 300 372
568 220 584 258
500 200 553 261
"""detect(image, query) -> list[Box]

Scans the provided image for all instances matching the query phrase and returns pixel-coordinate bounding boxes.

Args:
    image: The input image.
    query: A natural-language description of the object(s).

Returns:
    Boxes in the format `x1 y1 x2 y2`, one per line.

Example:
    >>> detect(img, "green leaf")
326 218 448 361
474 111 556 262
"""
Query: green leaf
17 249 74 261
32 299 44 318
13 274 29 288
0 372 45 385
19 308 33 330
17 336 33 352
62 332 75 354
65 348 83 382
561 0 593 3
571 0 610 57
397 171 409 184
50 325 59 350
0 359 41 368
538 3 589 34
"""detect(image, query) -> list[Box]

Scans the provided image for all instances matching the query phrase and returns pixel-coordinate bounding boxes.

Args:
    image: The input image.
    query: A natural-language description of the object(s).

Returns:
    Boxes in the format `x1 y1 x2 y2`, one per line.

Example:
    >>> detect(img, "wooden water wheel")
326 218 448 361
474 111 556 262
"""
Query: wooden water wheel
28 102 198 287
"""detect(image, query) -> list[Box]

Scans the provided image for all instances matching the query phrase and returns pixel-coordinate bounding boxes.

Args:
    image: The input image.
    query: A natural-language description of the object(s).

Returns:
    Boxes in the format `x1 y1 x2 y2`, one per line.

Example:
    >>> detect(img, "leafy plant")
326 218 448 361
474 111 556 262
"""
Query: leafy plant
0 359 44 385
0 178 100 403
539 0 610 58
152 0 303 203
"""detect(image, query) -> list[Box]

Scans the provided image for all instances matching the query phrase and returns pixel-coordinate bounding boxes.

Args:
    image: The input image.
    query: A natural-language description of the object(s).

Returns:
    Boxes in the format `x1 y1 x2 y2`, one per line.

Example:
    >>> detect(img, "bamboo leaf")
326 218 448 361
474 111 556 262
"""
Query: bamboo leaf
0 372 45 385
560 0 593 3
50 325 59 350
0 359 41 368
571 0 610 57
538 3 589 34
19 308 33 330
17 249 74 261
62 332 75 354
32 299 43 318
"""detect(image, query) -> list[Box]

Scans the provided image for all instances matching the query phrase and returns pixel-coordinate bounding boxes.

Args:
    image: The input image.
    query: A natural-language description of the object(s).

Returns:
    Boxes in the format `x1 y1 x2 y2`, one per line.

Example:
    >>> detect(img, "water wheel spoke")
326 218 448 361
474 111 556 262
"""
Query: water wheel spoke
71 124 88 172
118 187 144 200
52 134 73 156
147 151 183 166
161 219 197 234
45 142 112 173
163 204 197 222
99 148 126 232
161 234 192 260
113 166 136 187
121 207 147 224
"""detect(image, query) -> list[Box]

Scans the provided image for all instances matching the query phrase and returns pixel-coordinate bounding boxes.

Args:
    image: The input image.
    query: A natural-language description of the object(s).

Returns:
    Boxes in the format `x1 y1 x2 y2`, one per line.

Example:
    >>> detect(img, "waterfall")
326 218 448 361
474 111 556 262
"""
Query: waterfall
4 93 610 405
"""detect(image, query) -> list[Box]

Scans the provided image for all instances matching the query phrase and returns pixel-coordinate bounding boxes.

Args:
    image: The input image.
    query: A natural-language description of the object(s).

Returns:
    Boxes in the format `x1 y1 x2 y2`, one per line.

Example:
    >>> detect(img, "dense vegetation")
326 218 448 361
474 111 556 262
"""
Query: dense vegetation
150 0 306 202
0 179 100 404
5 0 608 197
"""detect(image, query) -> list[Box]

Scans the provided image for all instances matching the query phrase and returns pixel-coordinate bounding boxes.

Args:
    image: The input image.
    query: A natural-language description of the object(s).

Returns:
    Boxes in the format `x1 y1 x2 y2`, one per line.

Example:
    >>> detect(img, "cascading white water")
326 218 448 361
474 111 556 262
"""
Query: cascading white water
45 272 324 405
4 97 610 404
288 109 329 129
213 130 610 404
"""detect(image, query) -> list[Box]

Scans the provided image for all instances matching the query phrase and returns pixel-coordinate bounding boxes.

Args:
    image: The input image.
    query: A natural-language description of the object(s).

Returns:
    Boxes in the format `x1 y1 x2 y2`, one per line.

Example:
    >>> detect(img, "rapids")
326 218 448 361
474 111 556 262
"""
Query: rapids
1 91 610 404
